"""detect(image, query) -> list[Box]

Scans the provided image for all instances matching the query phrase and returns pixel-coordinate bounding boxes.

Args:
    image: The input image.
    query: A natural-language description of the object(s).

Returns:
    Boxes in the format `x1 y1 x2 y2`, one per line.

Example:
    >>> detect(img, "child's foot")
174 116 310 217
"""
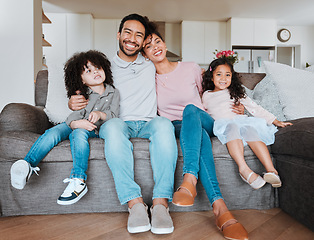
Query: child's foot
10 159 40 190
263 172 282 187
239 171 266 189
57 178 88 205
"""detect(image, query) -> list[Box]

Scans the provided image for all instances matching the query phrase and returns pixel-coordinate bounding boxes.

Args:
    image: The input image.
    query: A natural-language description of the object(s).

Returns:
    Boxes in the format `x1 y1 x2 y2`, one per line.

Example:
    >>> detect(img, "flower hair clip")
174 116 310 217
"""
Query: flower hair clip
213 49 239 65
209 66 212 72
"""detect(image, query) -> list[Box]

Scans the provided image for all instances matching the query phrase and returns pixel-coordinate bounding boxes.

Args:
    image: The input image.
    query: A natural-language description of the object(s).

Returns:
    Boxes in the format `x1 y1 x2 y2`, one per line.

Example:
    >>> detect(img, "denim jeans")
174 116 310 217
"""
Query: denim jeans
172 104 223 205
99 117 178 205
25 122 72 167
69 128 99 180
25 122 97 181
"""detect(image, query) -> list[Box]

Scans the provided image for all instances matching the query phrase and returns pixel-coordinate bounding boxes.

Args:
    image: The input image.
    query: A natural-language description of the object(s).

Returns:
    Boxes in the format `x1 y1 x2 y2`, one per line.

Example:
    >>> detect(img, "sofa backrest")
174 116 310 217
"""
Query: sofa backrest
34 70 266 107
35 70 48 107
239 73 266 90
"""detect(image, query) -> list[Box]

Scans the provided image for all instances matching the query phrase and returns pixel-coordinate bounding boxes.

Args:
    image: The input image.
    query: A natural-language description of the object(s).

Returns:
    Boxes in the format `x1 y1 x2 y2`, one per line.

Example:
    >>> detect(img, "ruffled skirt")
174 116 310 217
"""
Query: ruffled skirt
213 116 278 146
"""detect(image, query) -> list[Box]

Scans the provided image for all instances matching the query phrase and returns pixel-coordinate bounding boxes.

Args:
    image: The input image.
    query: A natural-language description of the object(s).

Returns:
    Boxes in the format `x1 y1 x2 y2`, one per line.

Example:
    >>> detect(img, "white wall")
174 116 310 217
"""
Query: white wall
94 19 120 60
0 0 42 112
277 25 314 69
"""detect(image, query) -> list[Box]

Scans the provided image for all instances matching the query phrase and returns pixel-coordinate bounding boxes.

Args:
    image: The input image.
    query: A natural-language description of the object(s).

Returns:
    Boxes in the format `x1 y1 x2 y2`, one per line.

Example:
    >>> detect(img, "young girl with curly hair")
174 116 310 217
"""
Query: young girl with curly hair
202 57 292 190
10 50 119 205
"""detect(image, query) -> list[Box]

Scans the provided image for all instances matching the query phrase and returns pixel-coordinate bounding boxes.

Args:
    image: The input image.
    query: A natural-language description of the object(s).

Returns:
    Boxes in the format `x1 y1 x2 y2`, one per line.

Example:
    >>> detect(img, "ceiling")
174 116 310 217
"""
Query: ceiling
42 0 314 26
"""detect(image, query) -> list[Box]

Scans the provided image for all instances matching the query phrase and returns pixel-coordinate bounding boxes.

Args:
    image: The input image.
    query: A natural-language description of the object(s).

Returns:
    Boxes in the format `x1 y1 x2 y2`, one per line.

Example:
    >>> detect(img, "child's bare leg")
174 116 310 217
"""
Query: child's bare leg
247 141 278 174
226 139 258 183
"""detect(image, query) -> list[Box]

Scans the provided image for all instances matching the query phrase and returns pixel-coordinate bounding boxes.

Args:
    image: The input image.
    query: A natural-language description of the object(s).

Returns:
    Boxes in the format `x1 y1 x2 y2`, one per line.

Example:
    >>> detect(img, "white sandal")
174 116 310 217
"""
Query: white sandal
264 172 282 188
240 172 266 189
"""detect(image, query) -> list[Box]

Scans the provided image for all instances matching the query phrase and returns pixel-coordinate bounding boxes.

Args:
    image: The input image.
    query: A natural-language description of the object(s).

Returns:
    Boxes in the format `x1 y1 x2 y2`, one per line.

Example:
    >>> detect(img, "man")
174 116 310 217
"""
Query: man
69 13 177 235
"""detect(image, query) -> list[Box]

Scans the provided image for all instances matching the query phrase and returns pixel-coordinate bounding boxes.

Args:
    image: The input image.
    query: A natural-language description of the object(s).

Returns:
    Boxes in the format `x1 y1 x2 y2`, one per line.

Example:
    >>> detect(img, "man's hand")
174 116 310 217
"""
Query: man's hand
70 119 97 131
68 91 88 111
231 103 245 115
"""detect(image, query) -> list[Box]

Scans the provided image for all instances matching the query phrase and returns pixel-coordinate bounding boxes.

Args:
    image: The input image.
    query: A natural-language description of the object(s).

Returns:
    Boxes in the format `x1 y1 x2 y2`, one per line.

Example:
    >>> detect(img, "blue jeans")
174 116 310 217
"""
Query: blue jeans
99 117 178 205
69 128 99 180
25 123 72 167
172 104 223 205
25 122 97 181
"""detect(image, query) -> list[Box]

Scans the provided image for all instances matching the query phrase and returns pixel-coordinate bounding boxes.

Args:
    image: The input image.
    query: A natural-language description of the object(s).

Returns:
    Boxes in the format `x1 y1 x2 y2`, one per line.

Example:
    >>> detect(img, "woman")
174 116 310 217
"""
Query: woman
142 24 248 240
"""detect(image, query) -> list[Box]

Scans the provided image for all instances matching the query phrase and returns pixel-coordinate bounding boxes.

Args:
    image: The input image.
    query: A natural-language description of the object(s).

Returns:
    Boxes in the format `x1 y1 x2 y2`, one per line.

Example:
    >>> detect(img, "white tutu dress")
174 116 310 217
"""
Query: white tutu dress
213 116 278 146
202 89 278 146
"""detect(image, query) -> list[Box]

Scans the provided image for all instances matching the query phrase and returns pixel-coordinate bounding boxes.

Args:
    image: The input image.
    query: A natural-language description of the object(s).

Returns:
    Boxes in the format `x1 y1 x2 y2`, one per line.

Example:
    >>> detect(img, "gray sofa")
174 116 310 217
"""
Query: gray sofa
0 71 312 231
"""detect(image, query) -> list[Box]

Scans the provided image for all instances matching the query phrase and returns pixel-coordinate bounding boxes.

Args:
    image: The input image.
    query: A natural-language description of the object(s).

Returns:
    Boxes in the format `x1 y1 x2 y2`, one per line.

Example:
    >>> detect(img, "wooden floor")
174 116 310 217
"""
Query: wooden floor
0 208 313 240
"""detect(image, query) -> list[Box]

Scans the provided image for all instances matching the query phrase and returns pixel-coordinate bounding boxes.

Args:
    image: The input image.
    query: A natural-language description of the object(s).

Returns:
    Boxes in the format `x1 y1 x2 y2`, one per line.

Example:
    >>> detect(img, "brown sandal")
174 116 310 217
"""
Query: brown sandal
172 181 197 207
216 211 248 240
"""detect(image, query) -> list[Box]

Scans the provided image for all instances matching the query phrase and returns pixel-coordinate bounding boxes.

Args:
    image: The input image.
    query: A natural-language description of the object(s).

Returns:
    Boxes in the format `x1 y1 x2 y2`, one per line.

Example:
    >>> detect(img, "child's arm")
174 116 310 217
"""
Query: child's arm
272 119 293 128
88 111 106 124
88 89 120 124
70 119 97 131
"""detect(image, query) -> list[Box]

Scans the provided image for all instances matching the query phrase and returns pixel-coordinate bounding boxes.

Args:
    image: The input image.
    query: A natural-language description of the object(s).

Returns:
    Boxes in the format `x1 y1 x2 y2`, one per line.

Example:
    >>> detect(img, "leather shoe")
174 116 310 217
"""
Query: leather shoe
217 211 249 240
172 181 197 207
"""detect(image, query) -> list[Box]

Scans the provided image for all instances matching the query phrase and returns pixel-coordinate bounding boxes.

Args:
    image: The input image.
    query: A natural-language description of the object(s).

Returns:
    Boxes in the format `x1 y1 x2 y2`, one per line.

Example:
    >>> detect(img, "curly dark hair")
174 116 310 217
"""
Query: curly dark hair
202 57 246 104
64 50 113 100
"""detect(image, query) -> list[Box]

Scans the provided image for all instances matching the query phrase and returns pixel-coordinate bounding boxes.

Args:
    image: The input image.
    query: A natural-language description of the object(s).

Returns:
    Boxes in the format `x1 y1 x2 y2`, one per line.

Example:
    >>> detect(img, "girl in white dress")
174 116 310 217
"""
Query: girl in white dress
202 57 292 189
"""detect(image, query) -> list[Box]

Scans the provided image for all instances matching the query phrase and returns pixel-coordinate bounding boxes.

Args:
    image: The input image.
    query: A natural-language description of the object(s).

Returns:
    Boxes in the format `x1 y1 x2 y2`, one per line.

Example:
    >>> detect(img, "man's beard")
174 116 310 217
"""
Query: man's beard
119 40 142 57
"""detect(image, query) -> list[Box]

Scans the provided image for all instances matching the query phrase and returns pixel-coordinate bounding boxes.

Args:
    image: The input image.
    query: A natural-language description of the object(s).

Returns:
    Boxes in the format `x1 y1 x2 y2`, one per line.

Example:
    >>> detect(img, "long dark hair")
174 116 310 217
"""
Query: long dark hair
64 50 113 100
202 57 246 104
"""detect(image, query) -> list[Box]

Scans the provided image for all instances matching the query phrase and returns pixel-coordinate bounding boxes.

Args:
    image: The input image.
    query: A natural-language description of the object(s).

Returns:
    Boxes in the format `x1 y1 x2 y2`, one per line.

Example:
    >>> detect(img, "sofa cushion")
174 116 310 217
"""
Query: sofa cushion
271 117 314 162
264 61 314 120
44 64 72 124
0 131 260 163
252 74 286 121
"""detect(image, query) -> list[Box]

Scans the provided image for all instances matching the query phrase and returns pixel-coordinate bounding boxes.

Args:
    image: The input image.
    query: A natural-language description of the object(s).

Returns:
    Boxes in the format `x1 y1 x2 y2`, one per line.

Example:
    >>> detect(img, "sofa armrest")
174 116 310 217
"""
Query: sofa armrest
0 103 52 134
271 117 314 161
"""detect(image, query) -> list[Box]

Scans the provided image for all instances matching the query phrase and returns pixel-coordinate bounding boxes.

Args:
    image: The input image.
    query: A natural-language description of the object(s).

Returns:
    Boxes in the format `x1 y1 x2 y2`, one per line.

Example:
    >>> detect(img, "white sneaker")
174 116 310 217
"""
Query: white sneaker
57 178 88 205
10 159 40 190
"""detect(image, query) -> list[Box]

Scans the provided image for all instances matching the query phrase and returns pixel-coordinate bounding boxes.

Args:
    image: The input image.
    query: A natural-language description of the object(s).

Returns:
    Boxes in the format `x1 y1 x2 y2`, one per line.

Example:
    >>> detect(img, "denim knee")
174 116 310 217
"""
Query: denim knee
150 116 174 135
99 118 126 139
183 104 198 117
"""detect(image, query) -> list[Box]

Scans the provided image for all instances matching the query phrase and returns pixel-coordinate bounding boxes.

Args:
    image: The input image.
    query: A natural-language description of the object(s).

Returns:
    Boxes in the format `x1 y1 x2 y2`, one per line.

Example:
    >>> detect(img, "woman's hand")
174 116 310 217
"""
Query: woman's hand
231 103 245 115
68 91 88 111
70 119 97 131
273 119 293 128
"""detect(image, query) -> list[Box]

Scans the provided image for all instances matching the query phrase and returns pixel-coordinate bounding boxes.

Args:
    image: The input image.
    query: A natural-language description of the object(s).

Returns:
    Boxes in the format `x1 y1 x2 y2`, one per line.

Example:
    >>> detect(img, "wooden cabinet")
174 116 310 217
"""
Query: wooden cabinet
227 18 277 47
42 10 51 47
182 21 227 64
42 13 93 69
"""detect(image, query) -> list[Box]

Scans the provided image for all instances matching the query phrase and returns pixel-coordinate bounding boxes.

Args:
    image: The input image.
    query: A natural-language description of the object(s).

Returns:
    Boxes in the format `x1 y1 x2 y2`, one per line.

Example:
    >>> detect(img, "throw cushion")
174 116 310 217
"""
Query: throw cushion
44 64 72 124
243 85 254 99
252 74 286 121
264 61 314 120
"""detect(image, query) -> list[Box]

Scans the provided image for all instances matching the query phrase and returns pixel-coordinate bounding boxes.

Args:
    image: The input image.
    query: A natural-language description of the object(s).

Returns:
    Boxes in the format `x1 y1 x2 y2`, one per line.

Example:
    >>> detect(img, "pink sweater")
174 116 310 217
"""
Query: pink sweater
202 89 276 125
156 62 204 121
